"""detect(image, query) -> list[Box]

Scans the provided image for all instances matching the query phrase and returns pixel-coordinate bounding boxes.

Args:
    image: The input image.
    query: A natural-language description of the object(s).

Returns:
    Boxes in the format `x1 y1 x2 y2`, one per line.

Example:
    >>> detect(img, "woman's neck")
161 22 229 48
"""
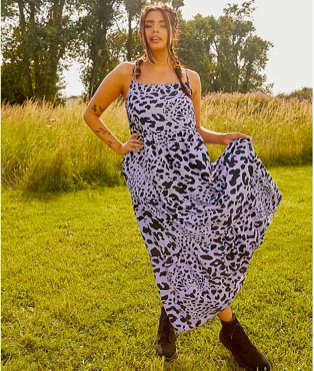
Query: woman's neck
145 51 173 71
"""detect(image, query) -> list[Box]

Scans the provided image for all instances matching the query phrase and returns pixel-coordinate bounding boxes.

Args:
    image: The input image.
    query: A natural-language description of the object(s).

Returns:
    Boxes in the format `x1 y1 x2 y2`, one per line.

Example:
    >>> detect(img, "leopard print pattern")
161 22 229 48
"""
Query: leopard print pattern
121 64 282 333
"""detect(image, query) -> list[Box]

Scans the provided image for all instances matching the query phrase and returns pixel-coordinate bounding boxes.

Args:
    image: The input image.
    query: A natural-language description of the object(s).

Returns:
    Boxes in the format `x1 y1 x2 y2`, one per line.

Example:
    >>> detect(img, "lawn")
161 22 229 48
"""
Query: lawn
1 165 312 370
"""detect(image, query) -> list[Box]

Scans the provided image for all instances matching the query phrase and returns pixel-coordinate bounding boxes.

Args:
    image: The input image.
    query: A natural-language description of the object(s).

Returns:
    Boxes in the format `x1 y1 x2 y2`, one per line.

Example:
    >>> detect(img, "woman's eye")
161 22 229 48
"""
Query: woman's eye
144 24 166 28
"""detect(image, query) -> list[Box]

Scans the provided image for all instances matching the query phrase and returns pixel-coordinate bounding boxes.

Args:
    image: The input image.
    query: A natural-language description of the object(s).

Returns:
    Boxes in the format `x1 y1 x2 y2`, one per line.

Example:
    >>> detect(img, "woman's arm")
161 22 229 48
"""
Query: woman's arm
83 62 130 154
189 70 250 145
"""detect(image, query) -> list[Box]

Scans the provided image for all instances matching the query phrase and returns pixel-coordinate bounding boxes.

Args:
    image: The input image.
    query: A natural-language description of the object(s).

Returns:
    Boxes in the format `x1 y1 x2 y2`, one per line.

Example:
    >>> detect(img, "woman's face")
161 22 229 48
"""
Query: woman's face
144 9 171 51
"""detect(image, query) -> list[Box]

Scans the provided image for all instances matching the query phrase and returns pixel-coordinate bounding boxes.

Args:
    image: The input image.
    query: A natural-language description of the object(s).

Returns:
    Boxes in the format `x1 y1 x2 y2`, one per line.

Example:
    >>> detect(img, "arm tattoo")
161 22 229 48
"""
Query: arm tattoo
94 127 115 148
92 103 107 115
94 127 109 135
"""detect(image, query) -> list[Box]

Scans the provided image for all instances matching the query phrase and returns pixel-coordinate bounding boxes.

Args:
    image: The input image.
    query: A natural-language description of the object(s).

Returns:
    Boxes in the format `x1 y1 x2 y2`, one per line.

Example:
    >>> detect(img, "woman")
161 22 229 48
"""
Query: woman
83 3 282 370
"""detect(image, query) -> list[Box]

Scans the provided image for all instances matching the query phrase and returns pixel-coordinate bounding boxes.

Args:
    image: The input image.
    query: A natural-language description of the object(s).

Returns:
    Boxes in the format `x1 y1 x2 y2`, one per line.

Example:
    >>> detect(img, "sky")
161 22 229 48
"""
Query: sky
61 0 312 97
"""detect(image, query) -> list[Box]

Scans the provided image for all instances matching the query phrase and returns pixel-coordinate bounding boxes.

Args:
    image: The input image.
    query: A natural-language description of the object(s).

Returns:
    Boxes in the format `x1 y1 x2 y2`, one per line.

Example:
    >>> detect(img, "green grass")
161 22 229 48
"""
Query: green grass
2 165 312 370
2 94 312 193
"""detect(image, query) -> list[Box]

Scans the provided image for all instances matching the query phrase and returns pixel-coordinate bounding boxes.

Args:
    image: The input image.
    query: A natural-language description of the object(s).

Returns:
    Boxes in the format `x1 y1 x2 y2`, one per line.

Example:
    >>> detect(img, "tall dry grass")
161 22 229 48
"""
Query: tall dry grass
2 93 312 193
201 92 312 164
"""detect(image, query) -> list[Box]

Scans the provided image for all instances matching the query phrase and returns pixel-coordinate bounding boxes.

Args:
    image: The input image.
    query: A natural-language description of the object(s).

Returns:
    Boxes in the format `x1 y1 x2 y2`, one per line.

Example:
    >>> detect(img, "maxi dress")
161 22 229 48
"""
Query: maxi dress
121 66 282 333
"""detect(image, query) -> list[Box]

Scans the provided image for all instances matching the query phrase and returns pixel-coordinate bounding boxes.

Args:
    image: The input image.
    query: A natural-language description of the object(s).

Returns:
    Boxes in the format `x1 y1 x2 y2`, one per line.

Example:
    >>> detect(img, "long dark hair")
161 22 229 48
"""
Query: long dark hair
135 3 192 99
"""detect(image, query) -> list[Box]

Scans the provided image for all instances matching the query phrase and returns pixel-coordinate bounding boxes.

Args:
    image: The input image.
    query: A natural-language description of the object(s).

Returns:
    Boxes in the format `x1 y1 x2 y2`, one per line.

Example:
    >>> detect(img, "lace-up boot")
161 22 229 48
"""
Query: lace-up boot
219 313 271 371
155 306 178 362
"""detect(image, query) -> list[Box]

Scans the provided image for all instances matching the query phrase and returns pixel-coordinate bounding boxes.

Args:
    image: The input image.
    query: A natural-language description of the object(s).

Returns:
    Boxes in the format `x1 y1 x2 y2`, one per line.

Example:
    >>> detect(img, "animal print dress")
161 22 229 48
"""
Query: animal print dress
121 65 282 333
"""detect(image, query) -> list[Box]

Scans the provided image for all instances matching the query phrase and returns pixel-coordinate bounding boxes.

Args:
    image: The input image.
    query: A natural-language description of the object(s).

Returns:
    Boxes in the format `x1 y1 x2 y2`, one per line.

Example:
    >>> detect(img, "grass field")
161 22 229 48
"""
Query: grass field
2 165 312 370
2 93 312 193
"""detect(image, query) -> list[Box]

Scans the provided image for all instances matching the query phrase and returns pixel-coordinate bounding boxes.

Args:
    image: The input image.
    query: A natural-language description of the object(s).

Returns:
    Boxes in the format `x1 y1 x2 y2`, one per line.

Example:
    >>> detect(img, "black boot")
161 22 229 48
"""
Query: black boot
155 305 178 362
219 313 271 371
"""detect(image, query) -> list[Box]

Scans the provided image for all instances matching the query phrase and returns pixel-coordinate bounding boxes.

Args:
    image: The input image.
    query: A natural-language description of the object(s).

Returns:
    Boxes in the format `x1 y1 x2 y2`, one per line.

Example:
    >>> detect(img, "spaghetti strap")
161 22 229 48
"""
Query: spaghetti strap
185 68 190 85
131 63 136 81
185 68 192 93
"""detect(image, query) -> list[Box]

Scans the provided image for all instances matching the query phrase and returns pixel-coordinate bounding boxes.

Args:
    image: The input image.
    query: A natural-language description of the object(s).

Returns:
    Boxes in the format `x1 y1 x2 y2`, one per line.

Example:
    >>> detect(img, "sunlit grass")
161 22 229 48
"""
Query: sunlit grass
1 165 311 370
2 93 312 193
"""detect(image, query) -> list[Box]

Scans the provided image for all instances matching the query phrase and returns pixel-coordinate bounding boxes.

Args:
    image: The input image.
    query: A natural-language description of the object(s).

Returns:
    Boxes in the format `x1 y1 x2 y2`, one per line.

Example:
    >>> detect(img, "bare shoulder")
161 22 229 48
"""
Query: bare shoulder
108 61 135 100
186 68 201 83
114 61 134 79
121 61 136 98
83 61 136 117
186 68 201 97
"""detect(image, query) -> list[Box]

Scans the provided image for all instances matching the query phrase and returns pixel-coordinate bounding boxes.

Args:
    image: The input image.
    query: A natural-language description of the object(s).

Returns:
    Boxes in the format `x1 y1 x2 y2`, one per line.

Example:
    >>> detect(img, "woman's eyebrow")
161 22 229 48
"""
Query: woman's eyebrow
144 19 166 23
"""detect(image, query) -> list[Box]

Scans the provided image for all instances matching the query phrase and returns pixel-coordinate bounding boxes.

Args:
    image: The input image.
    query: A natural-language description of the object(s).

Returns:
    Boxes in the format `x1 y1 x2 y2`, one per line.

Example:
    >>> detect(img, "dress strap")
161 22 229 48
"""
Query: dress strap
185 68 192 94
131 63 136 81
185 68 190 85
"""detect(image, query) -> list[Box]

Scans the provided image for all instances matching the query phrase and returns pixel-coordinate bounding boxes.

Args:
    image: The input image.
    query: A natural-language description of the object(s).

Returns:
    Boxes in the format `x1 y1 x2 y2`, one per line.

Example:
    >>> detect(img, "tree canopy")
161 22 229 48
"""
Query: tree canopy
1 0 277 104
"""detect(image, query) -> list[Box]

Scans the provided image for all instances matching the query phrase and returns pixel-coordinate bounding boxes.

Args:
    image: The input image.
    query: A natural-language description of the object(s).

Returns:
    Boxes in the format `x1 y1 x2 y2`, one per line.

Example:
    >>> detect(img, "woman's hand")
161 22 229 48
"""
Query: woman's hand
119 132 145 155
222 132 252 145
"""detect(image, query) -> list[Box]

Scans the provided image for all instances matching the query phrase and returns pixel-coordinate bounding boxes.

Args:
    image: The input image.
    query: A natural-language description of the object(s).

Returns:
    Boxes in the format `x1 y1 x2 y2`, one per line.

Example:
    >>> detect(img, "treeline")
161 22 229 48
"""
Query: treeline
277 87 312 102
2 0 277 105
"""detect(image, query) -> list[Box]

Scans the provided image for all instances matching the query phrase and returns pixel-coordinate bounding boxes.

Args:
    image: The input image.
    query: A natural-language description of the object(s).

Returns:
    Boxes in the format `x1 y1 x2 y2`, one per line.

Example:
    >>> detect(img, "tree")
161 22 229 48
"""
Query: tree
1 0 79 104
73 0 121 101
178 0 273 94
123 0 146 61
178 14 215 94
211 0 273 93
277 87 312 102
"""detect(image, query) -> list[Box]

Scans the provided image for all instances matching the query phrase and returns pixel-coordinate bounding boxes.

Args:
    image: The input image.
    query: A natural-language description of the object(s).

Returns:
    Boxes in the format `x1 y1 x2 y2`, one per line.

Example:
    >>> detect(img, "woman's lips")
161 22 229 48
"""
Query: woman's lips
151 37 161 42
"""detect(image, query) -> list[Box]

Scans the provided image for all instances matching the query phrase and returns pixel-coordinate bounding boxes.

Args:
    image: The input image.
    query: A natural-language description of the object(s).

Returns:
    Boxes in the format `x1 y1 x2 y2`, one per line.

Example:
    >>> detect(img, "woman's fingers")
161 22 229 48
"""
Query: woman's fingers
131 132 144 144
124 133 144 152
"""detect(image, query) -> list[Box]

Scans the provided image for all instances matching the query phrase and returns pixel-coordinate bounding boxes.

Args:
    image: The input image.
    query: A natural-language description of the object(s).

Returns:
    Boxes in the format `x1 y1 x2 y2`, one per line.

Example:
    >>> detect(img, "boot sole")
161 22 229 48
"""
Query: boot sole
157 349 178 363
155 346 178 363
